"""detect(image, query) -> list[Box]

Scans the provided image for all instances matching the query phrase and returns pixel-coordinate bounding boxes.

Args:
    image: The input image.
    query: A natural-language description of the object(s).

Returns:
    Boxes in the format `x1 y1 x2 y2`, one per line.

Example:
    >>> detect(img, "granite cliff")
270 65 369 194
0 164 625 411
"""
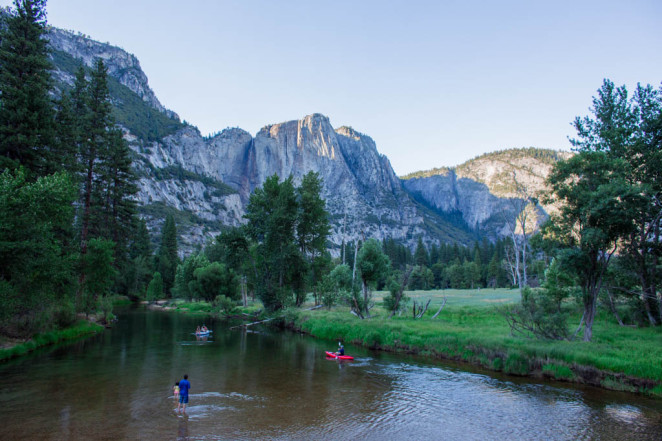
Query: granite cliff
402 149 572 239
40 23 567 253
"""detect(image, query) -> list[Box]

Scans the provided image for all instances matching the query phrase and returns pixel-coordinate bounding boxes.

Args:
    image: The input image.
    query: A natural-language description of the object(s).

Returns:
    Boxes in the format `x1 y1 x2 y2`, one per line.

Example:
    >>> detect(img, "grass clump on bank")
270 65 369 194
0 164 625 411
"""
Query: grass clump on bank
0 320 104 362
158 298 264 318
282 288 662 396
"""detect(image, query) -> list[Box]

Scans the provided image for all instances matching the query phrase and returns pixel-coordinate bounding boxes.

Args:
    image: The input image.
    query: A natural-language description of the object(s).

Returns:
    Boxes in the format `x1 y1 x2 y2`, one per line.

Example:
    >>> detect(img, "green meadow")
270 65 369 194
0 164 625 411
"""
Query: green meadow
285 288 662 396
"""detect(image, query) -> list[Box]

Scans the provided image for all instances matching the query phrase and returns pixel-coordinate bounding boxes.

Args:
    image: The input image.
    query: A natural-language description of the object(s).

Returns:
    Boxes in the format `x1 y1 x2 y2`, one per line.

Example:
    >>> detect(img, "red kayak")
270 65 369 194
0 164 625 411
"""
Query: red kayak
325 351 354 360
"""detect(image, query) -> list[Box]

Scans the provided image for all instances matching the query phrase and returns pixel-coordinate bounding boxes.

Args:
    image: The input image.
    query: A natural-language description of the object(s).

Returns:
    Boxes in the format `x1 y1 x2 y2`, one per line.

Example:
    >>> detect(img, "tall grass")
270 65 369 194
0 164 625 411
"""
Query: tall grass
288 294 662 395
0 321 103 361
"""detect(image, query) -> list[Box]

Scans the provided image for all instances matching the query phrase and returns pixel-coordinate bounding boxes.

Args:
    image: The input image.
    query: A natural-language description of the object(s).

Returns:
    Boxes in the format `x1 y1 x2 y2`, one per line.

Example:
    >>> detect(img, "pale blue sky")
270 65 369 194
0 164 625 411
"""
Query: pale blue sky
4 0 661 175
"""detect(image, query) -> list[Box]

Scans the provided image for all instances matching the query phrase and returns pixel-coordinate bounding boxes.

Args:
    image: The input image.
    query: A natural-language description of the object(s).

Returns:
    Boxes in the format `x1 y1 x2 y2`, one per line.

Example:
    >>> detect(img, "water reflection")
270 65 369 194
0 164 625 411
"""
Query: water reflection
0 308 660 440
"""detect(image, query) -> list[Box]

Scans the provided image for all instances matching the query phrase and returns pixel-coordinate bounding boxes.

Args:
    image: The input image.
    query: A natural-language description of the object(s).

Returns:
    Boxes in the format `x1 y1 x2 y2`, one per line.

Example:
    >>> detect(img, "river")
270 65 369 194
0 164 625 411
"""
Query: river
1 307 661 440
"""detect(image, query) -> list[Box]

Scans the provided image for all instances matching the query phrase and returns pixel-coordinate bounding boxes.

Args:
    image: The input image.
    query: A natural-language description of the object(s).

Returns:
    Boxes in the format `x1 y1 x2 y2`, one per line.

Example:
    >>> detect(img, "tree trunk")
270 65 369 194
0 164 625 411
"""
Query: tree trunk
606 289 625 326
352 241 359 283
241 275 247 307
582 279 600 342
76 155 95 310
362 279 370 318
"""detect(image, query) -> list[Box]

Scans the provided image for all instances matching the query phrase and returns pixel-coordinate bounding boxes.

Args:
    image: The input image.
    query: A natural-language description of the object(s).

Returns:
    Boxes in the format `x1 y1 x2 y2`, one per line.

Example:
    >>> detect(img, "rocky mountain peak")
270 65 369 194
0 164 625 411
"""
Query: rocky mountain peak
46 27 179 120
256 113 340 161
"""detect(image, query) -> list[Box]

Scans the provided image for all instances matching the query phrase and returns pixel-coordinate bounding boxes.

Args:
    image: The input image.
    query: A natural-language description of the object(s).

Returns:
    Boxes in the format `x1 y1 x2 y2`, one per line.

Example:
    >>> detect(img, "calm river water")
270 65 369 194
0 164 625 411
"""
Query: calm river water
1 307 661 440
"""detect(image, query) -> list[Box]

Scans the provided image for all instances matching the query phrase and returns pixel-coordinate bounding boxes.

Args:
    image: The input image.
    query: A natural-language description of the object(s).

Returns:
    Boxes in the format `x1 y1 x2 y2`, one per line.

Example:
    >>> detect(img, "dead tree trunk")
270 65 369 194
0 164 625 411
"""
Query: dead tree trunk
431 296 447 319
412 299 431 319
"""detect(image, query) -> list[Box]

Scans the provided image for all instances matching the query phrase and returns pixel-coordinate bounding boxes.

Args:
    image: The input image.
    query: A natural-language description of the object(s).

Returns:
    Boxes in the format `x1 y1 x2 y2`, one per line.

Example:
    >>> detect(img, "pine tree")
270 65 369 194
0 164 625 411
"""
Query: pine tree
158 214 178 297
130 218 151 260
0 0 55 176
296 171 330 305
53 93 80 175
97 128 138 254
414 237 429 267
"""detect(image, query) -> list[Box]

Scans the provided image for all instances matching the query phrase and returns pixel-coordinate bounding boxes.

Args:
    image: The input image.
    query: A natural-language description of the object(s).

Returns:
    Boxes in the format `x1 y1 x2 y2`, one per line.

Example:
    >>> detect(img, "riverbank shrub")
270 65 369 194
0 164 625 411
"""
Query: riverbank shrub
213 295 238 315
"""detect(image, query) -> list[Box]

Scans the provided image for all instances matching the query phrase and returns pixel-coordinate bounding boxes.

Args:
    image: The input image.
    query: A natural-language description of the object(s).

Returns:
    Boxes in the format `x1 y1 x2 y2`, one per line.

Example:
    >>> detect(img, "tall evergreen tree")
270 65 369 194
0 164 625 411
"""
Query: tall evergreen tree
97 128 138 257
158 214 179 297
0 0 55 176
296 171 330 305
130 218 151 260
80 59 113 245
414 237 429 267
53 93 79 175
244 174 303 311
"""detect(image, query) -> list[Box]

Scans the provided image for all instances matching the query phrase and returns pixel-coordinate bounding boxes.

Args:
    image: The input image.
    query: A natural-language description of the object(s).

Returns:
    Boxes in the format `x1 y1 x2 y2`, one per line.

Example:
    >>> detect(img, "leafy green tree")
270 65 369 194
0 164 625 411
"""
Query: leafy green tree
542 79 662 337
173 253 209 300
157 214 178 297
356 238 391 317
445 261 464 289
384 271 411 315
207 226 254 304
146 272 163 303
191 262 238 303
330 264 353 292
0 0 55 176
501 287 571 341
0 168 77 335
546 151 638 341
541 257 578 311
317 274 338 309
408 265 434 290
573 81 662 325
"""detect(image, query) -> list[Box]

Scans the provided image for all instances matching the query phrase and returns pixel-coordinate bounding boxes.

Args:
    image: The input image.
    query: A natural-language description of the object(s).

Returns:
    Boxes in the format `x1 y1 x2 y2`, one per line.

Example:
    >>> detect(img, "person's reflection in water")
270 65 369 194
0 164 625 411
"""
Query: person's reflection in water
177 417 188 440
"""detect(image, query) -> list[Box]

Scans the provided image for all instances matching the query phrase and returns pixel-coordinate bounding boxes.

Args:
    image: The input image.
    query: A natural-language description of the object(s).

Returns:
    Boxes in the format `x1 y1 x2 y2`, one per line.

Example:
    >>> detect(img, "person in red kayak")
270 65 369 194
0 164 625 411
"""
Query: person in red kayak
336 342 345 356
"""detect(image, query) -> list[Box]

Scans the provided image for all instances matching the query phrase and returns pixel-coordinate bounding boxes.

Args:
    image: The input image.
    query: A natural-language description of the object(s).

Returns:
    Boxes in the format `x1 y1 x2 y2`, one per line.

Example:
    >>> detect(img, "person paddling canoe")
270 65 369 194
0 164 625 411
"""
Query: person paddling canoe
336 342 344 356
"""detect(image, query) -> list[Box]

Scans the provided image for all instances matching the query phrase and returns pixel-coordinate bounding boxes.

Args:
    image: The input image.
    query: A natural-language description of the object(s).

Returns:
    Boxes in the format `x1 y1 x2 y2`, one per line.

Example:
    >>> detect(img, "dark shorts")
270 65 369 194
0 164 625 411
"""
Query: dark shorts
179 395 189 404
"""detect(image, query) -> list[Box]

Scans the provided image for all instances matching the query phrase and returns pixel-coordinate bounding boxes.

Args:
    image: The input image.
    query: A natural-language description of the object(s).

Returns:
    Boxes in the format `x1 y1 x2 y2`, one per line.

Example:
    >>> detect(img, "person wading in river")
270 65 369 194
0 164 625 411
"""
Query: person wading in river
177 374 191 414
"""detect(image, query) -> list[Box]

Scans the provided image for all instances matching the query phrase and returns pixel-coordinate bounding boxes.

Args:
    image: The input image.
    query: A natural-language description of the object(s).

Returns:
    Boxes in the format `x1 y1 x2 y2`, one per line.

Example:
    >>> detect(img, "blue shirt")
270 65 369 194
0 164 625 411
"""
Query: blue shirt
179 379 191 397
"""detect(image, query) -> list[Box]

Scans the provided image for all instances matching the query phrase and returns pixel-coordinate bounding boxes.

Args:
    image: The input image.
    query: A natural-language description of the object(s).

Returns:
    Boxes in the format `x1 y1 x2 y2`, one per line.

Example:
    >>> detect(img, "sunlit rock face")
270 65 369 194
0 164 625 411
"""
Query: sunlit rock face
43 22 567 254
141 113 439 253
402 149 572 239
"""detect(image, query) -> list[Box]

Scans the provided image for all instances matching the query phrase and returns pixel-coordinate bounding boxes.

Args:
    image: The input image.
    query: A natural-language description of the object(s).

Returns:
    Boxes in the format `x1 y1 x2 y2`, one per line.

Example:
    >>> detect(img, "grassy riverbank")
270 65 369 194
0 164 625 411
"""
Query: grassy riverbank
281 288 662 397
0 320 104 362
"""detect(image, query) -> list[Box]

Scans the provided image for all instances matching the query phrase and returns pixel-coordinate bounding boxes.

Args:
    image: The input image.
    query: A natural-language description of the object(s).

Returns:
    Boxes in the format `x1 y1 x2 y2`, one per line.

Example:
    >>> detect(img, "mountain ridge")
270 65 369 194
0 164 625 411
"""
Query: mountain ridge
31 18 568 253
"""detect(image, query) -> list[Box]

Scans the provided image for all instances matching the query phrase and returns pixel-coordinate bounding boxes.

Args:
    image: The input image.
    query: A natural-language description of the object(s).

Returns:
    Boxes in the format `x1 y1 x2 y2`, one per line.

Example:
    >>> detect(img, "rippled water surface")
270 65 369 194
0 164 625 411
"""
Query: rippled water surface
1 307 661 440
